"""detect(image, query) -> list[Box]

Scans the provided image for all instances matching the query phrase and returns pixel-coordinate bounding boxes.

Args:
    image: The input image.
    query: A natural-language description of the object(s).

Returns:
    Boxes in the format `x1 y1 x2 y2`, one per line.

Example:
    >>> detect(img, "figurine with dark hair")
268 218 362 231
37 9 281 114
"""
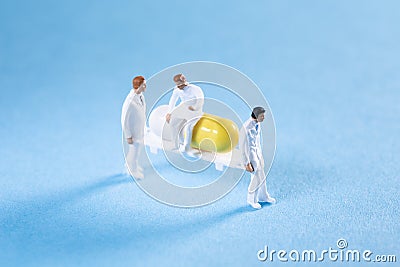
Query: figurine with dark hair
121 76 147 179
241 107 276 209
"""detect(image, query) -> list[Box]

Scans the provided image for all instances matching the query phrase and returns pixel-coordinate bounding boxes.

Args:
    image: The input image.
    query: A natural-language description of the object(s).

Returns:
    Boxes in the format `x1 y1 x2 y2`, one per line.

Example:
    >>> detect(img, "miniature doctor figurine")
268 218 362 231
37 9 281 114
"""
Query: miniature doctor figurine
241 107 276 209
121 76 147 179
165 74 204 156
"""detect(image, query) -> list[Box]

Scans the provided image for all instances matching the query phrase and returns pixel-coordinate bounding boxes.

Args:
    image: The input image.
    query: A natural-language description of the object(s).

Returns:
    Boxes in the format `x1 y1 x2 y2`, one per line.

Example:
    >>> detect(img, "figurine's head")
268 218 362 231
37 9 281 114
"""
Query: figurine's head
251 107 265 122
173 74 188 90
133 76 146 93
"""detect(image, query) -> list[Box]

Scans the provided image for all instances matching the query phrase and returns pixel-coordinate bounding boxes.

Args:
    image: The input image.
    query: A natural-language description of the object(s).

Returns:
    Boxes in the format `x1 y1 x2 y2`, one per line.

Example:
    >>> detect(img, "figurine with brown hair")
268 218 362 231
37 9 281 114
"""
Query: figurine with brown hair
121 76 147 179
165 73 204 156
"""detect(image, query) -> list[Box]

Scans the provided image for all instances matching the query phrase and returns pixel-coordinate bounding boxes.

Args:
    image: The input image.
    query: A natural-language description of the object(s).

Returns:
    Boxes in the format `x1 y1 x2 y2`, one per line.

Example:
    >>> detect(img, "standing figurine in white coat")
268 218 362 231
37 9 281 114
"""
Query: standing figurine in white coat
241 107 276 209
165 74 204 156
121 76 147 179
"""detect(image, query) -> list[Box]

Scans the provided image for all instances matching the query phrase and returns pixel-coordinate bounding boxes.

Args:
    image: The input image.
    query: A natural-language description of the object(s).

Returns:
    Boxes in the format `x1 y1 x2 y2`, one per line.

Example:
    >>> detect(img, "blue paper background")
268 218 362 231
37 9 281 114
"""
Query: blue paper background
1 0 399 266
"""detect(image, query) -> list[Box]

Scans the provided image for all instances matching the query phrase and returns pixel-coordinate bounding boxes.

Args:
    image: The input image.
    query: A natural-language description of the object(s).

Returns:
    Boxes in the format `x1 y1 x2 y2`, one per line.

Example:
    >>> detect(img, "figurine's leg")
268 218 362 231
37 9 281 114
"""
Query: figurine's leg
256 177 268 202
247 182 257 204
169 117 184 150
255 162 275 203
126 141 144 179
183 119 196 151
135 141 144 173
178 120 186 148
247 171 261 205
125 144 135 173
247 161 261 193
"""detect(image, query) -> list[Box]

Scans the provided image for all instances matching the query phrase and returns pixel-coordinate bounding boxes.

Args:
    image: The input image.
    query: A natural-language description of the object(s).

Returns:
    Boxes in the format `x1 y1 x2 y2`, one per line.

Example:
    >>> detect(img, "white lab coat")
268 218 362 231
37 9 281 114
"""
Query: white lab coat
168 84 204 113
121 89 146 173
121 89 146 140
168 84 204 150
240 118 271 203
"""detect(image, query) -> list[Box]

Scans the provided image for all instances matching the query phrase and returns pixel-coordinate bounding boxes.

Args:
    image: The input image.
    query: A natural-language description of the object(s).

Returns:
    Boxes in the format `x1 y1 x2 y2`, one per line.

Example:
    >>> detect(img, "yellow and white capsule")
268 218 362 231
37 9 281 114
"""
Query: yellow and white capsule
148 105 239 153
191 113 239 153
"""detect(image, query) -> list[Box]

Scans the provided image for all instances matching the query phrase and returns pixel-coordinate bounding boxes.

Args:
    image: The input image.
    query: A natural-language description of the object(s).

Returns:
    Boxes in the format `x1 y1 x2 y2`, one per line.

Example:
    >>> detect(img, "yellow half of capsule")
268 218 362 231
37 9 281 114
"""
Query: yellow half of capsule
191 113 239 153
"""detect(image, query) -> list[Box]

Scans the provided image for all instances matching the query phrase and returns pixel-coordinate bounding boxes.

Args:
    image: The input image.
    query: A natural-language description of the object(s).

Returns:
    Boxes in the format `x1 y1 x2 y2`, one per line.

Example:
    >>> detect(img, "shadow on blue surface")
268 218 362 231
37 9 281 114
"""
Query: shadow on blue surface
40 173 132 210
1 173 131 247
1 174 258 261
2 173 131 211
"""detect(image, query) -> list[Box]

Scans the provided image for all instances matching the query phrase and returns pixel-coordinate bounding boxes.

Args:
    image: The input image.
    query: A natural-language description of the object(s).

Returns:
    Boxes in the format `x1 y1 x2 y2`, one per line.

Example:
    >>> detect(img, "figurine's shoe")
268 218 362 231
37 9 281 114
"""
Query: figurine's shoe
170 147 180 154
131 170 144 180
178 147 184 153
247 201 262 209
185 149 200 158
137 166 144 173
260 196 276 204
170 142 182 152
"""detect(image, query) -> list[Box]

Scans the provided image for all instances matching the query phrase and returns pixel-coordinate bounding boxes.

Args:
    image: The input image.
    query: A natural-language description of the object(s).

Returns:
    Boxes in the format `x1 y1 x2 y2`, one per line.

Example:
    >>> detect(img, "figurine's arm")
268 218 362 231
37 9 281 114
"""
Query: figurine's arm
122 107 134 144
167 89 179 113
247 127 258 169
242 129 256 172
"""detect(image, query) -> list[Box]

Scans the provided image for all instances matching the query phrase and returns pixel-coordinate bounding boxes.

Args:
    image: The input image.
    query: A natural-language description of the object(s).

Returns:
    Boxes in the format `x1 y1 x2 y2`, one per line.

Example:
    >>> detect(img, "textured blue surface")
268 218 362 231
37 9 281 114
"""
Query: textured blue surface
1 1 399 266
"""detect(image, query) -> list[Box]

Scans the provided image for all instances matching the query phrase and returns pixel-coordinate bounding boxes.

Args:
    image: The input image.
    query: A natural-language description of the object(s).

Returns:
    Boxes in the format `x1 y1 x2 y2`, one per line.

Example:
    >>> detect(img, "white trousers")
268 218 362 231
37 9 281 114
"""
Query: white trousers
170 103 202 150
125 140 144 173
247 160 270 204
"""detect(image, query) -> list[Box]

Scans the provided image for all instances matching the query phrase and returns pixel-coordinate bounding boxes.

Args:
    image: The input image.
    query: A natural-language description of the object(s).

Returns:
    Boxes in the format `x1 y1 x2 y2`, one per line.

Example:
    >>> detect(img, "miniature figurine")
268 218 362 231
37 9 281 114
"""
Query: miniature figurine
165 74 204 156
121 76 147 179
241 107 276 209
